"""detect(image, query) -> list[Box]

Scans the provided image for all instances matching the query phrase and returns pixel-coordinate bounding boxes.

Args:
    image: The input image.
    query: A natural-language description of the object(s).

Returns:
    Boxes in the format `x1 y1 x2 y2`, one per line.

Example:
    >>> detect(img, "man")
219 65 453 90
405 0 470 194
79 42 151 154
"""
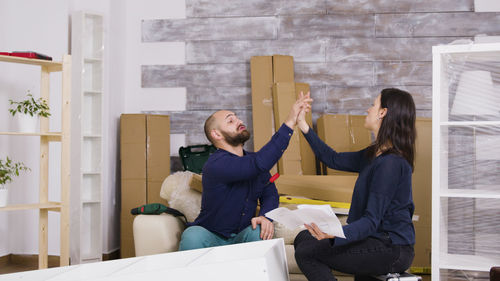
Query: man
178 93 312 251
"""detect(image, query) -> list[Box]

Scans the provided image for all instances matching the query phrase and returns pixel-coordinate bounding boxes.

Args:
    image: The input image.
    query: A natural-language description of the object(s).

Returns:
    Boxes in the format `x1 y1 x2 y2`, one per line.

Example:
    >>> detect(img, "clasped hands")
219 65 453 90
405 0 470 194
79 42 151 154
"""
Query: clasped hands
284 91 313 133
284 92 335 241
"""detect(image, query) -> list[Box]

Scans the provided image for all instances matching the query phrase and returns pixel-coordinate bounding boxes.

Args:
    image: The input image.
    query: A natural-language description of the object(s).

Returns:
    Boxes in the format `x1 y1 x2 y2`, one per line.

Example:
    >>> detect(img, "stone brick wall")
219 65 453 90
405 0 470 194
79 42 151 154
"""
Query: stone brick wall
141 0 500 152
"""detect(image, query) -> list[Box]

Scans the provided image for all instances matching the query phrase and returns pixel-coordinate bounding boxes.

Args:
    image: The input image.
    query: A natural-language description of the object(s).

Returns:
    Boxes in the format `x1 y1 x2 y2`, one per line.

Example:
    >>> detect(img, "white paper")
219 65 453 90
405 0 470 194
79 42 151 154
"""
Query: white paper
266 204 345 238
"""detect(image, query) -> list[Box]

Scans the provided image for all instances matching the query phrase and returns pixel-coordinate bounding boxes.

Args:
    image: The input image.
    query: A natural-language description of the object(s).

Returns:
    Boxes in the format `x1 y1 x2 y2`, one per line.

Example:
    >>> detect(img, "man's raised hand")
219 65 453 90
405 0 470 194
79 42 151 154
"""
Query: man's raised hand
284 91 312 129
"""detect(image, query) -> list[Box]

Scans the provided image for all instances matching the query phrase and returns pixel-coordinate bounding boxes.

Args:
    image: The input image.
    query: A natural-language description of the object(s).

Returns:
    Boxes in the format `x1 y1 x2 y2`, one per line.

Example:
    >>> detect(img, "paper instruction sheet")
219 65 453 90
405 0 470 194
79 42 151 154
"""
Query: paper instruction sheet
266 204 345 238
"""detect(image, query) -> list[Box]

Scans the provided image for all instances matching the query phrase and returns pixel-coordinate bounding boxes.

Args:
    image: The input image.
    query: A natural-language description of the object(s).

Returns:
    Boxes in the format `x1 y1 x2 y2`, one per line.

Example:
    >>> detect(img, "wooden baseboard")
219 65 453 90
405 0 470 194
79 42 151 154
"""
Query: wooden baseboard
0 254 10 267
1 250 120 269
102 249 120 261
9 254 60 268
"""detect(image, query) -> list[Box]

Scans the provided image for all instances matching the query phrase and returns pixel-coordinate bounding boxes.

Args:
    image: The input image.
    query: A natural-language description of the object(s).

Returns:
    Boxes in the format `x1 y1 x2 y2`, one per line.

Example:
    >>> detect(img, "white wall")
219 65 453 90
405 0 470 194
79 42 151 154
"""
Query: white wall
0 0 187 258
122 0 187 157
0 0 70 256
100 0 187 254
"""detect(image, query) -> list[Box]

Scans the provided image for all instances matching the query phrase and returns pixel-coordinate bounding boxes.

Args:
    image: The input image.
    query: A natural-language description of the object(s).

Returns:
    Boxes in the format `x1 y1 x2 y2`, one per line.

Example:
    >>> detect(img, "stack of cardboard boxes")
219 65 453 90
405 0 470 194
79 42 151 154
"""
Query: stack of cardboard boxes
250 55 315 175
250 55 431 272
120 114 171 258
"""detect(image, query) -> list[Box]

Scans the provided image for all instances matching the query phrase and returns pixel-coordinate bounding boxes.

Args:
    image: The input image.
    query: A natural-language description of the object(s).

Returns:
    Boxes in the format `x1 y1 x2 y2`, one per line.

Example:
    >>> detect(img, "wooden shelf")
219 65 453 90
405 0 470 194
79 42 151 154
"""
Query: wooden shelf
0 131 62 141
0 202 61 212
0 54 71 268
0 55 62 72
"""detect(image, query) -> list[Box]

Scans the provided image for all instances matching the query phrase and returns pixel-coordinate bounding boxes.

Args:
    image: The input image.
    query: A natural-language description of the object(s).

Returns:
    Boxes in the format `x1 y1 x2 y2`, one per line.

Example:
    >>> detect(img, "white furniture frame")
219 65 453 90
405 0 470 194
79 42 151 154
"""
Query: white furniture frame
0 239 290 281
432 43 500 281
70 10 105 264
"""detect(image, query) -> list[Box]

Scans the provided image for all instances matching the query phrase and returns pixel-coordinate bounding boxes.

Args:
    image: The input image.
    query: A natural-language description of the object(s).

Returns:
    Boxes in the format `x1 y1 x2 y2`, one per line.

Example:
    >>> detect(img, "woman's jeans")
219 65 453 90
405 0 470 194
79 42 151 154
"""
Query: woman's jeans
294 230 414 281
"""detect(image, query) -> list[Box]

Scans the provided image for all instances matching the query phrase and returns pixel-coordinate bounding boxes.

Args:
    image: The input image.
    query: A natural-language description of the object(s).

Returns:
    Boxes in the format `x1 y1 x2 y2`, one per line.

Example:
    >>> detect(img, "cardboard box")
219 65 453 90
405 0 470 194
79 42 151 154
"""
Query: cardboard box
250 55 294 175
272 55 294 83
316 114 372 175
250 56 274 154
295 83 316 175
275 175 357 203
189 173 356 204
120 114 170 258
411 118 432 269
272 82 302 174
189 173 203 193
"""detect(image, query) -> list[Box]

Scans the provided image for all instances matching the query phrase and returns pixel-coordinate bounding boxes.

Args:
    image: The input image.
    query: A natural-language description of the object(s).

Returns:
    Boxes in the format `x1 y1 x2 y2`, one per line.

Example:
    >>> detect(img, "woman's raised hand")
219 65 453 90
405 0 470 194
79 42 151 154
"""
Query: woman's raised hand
297 92 311 133
284 91 312 129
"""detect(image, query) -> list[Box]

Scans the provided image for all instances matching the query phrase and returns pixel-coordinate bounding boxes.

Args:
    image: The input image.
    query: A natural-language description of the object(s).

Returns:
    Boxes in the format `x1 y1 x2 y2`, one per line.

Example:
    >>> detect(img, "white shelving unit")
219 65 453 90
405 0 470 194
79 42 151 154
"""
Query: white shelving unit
432 43 500 281
70 11 104 264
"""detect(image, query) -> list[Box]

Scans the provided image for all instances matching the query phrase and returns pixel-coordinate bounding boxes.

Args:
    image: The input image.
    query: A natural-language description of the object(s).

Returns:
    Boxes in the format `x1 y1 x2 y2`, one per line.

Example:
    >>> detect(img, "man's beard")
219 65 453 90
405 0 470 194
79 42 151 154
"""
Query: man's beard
221 129 250 147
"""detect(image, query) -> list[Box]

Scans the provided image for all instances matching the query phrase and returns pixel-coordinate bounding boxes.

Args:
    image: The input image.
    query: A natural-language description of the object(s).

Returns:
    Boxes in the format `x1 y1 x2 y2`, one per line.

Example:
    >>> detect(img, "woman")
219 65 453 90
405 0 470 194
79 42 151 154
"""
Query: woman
294 88 416 281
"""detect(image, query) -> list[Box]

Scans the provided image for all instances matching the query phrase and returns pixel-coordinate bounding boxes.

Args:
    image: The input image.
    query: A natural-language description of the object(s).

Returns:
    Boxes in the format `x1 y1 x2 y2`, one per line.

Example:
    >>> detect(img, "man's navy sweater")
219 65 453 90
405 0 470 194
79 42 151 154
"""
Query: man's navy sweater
303 129 415 246
191 124 293 238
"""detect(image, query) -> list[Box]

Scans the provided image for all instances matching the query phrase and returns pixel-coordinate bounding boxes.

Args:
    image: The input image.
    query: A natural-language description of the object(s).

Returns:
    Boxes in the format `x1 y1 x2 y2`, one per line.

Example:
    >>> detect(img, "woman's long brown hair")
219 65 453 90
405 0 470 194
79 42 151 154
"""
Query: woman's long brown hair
366 88 416 170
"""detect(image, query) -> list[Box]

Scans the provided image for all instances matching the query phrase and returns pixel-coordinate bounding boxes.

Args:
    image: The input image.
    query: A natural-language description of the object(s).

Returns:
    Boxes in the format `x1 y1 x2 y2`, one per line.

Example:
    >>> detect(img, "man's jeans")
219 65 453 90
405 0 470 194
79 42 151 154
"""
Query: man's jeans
178 225 262 251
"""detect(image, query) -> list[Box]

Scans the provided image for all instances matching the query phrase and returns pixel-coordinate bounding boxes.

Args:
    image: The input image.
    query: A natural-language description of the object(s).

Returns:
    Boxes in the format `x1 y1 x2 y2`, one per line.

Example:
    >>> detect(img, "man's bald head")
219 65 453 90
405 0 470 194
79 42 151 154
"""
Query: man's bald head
204 110 250 147
204 111 218 144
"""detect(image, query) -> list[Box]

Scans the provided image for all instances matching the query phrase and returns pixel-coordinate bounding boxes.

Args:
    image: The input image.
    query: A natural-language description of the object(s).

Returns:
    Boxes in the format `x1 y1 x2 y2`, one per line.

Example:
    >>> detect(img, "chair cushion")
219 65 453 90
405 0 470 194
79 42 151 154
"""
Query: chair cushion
133 214 186 256
160 171 202 222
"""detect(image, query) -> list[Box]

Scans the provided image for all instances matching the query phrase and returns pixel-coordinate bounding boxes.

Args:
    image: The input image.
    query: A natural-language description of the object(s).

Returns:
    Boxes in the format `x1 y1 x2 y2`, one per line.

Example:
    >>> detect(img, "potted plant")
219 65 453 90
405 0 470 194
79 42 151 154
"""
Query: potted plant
9 91 51 132
0 157 30 207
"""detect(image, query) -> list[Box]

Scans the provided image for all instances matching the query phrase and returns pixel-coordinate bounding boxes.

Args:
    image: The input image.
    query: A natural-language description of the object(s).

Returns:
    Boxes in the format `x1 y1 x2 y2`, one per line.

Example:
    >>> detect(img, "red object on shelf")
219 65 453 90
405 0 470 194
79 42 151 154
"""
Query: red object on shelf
0 51 52 61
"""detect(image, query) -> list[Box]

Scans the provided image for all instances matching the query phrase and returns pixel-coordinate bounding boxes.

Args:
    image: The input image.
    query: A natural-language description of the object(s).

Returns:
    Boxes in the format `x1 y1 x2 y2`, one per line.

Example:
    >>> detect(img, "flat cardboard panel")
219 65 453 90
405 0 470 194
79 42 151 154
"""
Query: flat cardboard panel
413 118 432 221
189 173 203 193
147 180 168 204
272 82 302 174
412 225 431 268
120 114 171 258
147 115 171 182
295 82 316 175
121 115 147 180
120 114 147 143
281 160 303 175
411 118 432 269
275 175 357 203
120 143 147 180
272 55 294 83
250 56 278 175
120 179 146 259
316 114 372 175
190 173 356 203
250 56 274 152
120 215 137 258
121 180 147 209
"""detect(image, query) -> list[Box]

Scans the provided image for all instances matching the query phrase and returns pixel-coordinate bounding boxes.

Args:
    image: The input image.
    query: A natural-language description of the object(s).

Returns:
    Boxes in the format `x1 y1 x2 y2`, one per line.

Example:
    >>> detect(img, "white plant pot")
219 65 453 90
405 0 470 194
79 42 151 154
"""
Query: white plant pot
16 114 39 133
0 188 8 207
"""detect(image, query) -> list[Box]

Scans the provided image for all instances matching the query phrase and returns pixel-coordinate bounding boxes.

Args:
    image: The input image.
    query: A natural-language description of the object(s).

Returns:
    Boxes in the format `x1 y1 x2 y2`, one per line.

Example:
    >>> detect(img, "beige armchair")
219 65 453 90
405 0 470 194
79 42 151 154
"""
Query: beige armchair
133 171 303 274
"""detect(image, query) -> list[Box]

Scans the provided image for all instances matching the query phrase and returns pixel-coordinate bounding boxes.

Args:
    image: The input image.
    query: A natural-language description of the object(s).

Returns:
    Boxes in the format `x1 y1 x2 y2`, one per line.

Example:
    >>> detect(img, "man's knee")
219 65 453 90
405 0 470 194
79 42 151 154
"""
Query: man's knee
237 225 262 243
246 225 262 242
178 226 213 251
